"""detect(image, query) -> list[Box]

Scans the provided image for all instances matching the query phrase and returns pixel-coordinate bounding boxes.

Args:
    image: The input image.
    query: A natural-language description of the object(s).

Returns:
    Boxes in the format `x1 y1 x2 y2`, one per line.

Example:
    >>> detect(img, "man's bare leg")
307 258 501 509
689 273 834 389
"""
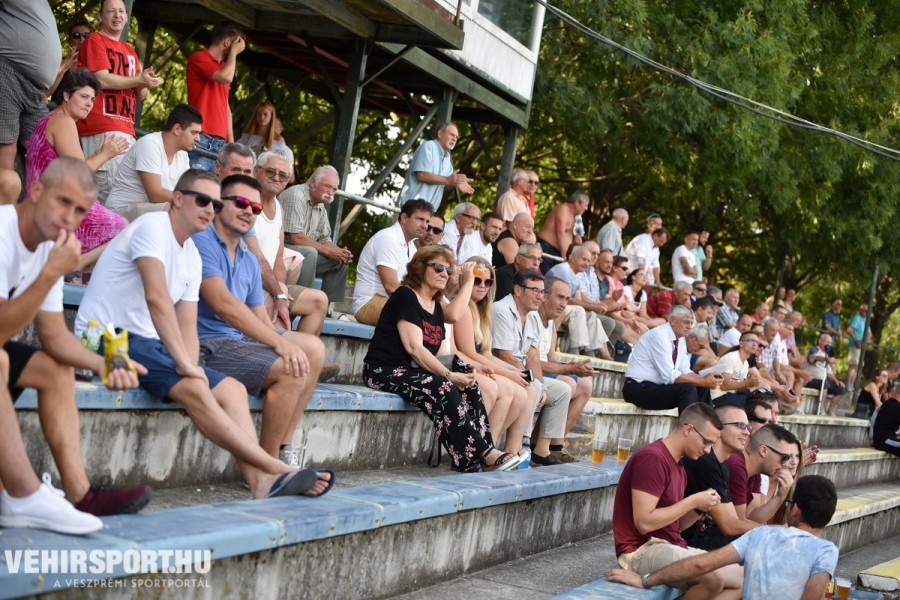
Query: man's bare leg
291 288 327 335
15 350 91 501
0 349 41 497
282 331 325 444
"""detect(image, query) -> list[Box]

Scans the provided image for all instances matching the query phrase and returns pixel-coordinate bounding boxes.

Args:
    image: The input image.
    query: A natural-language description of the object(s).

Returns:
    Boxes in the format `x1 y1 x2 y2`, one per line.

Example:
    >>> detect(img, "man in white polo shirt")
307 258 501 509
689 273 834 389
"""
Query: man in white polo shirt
353 198 432 325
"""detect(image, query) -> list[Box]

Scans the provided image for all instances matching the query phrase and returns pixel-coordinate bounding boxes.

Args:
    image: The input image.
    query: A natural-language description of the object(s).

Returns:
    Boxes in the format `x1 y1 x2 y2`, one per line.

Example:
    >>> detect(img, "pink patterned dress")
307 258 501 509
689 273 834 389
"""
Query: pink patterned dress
25 111 128 253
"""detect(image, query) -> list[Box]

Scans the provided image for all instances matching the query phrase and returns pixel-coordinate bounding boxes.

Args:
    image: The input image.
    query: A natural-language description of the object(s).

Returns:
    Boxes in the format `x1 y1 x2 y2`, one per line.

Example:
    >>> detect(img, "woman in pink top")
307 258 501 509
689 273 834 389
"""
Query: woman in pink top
27 68 129 273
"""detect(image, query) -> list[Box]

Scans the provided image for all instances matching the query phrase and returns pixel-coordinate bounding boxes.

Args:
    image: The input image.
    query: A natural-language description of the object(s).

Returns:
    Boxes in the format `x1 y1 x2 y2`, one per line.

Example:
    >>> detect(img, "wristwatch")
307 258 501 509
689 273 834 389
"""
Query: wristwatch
275 293 289 301
641 573 652 589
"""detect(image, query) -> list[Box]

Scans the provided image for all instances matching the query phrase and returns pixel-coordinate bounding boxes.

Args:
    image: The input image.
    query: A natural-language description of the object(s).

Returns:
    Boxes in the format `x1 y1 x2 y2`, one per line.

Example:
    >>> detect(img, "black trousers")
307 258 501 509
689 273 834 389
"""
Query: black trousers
623 378 711 414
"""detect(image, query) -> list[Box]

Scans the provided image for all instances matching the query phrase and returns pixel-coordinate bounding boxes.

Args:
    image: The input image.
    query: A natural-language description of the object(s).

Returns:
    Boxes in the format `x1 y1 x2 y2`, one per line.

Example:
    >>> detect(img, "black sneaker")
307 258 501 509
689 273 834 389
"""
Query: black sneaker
529 452 563 467
74 483 153 516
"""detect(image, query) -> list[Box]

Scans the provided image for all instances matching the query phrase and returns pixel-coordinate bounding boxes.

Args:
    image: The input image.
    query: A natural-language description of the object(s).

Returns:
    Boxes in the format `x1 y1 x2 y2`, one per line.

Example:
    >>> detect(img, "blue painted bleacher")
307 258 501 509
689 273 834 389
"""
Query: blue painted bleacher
0 461 624 598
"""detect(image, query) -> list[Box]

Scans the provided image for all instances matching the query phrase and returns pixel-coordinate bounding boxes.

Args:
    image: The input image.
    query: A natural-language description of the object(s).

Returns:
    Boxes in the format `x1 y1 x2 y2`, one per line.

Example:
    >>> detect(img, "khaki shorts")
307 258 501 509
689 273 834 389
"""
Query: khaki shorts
618 537 707 589
848 346 861 366
355 294 388 325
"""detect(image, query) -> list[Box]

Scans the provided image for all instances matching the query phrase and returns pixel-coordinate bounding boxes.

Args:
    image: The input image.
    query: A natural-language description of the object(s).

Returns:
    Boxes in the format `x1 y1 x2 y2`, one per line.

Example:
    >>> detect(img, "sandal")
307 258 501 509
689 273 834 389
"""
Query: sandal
483 450 526 472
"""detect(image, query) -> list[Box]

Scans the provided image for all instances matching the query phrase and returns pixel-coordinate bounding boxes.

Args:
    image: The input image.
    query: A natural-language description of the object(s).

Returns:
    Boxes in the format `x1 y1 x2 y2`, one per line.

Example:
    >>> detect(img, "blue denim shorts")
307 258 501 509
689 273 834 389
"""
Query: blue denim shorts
188 133 225 174
120 333 228 400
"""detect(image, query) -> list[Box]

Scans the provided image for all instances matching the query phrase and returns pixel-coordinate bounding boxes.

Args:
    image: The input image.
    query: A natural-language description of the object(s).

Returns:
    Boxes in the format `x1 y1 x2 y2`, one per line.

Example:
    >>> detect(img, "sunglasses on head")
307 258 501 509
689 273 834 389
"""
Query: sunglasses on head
178 189 223 213
221 195 263 215
474 277 494 287
427 225 443 234
70 31 90 39
427 262 455 275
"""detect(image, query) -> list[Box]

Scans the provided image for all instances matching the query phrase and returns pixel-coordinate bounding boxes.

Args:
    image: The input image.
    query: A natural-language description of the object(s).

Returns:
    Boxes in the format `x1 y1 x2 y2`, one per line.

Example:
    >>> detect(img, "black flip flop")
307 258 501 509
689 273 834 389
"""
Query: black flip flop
305 469 336 497
267 469 318 498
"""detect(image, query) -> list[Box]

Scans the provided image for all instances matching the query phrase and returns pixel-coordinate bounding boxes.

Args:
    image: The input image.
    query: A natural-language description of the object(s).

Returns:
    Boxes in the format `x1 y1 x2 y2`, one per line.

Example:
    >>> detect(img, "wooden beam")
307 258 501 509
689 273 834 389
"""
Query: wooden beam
192 0 257 28
377 0 464 49
296 0 376 39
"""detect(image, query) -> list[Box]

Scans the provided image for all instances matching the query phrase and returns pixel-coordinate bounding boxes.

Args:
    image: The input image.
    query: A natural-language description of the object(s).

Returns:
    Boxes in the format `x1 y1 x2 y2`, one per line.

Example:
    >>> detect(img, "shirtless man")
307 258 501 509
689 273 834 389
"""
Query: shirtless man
537 192 589 273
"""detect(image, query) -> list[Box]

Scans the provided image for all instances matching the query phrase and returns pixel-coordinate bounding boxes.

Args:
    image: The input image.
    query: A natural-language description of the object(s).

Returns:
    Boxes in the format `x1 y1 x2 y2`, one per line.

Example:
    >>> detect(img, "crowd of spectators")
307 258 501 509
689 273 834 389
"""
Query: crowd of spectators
1 2 897 550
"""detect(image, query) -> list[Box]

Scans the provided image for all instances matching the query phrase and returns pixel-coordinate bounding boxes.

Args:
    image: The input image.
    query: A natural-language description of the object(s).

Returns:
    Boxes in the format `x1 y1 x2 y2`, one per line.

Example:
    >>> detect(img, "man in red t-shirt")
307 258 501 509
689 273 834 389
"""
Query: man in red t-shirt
611 402 742 596
726 422 798 522
186 20 245 173
77 0 161 200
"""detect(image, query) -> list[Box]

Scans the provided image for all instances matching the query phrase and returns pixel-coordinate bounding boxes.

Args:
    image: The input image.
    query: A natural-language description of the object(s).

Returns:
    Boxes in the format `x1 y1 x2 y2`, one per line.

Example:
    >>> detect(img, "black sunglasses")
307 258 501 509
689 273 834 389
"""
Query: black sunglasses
474 277 494 287
221 195 263 215
748 414 771 425
178 189 223 213
70 31 91 39
427 225 444 234
764 444 799 465
427 262 455 275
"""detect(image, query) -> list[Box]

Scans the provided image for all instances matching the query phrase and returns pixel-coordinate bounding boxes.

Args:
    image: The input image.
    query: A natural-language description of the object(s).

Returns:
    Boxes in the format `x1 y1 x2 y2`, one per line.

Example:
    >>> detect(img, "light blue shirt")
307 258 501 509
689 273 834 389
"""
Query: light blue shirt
398 139 453 211
730 526 837 600
194 224 264 340
848 313 866 348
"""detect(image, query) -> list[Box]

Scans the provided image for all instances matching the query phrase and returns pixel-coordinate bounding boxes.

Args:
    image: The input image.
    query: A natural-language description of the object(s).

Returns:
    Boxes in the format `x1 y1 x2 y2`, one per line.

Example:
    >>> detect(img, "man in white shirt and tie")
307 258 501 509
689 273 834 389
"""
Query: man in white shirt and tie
623 305 723 413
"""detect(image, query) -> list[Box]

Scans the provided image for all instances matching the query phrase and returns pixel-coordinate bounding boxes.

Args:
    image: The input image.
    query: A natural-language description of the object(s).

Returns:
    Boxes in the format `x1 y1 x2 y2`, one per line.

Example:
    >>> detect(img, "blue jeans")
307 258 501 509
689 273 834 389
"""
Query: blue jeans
188 133 225 174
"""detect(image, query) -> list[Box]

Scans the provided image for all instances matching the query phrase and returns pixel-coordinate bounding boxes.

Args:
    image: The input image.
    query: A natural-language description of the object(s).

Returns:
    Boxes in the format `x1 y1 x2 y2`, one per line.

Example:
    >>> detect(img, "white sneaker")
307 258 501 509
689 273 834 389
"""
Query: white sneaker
0 473 103 535
279 446 300 468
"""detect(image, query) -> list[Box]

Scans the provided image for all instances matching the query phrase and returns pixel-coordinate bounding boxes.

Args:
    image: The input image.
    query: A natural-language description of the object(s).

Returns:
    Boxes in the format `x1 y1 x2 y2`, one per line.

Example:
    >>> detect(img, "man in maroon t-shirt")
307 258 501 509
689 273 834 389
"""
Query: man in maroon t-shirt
726 422 799 522
611 403 742 595
186 20 245 172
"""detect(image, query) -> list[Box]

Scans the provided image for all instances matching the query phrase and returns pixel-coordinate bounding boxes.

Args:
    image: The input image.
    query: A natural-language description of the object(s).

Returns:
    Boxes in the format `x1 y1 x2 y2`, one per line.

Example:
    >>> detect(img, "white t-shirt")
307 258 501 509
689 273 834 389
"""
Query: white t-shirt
625 233 660 286
671 244 697 284
536 316 555 362
353 222 417 314
254 199 283 269
718 326 741 349
622 285 645 311
106 132 190 213
74 212 201 339
712 351 749 399
0 205 63 313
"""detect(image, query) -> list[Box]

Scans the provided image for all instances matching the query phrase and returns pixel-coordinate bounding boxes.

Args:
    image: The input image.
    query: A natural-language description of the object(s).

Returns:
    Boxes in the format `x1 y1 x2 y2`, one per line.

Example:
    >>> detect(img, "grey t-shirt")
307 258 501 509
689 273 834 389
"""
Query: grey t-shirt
0 0 62 88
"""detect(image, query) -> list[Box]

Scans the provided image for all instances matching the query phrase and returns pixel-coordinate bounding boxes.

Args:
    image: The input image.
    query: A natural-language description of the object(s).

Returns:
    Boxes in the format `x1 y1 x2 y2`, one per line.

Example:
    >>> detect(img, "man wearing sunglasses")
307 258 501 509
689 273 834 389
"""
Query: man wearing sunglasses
610 403 742 597
194 174 327 468
418 215 445 247
281 165 353 305
725 423 798 524
682 403 762 551
252 151 330 338
77 168 332 498
106 104 202 221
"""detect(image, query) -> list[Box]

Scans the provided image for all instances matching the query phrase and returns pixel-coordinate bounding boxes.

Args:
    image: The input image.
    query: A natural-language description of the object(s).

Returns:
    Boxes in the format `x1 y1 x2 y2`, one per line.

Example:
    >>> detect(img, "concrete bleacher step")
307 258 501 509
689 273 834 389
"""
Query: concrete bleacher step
0 461 626 599
16 382 436 489
555 353 626 399
805 448 900 489
859 557 900 596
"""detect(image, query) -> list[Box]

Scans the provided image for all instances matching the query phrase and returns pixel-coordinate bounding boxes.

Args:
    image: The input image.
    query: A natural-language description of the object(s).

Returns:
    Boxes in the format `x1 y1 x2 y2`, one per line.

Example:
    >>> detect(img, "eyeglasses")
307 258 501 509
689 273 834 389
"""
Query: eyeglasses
747 414 772 425
70 31 91 40
426 225 444 234
474 277 494 288
742 339 761 345
177 190 223 213
460 214 481 222
221 195 263 215
764 444 799 465
528 179 539 184
261 167 290 181
724 421 753 432
689 426 717 448
523 255 542 263
522 286 545 297
694 287 707 293
617 265 629 271
427 262 455 275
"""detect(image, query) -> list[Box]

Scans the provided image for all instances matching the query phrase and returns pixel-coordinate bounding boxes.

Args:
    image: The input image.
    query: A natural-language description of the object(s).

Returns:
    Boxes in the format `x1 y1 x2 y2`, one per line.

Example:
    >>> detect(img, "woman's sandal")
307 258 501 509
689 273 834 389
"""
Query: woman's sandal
482 450 526 472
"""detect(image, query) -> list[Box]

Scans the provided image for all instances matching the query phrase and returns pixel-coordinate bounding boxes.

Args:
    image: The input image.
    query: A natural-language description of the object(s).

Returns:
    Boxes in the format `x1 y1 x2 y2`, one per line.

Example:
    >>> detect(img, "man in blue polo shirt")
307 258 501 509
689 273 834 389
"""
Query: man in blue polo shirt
194 174 326 468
